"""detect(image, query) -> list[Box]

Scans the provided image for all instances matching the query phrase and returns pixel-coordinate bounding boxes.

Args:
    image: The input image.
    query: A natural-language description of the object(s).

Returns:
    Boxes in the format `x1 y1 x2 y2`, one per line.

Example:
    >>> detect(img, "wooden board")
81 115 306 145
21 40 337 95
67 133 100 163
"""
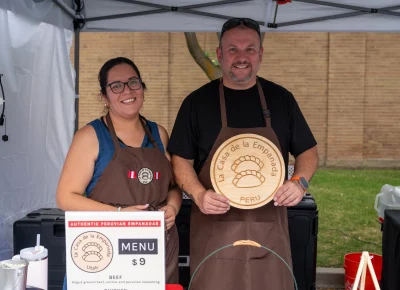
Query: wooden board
210 134 285 209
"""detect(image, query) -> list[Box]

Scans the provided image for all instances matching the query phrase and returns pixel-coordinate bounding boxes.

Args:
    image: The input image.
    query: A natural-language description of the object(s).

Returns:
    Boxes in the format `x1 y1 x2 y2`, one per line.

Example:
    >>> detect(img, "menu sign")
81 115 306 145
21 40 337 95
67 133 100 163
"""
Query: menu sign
65 211 165 290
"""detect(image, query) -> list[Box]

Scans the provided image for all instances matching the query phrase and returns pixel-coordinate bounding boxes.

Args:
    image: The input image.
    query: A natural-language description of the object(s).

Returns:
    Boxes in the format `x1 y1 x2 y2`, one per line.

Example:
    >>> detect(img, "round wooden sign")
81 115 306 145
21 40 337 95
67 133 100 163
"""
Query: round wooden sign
210 134 285 209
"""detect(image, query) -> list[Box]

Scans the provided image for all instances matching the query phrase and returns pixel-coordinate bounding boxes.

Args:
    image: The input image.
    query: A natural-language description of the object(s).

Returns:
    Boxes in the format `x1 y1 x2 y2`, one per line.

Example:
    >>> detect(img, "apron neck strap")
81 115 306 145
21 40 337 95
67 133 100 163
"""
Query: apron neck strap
256 80 272 128
218 78 271 128
106 113 122 150
139 114 159 150
218 79 228 128
105 113 159 150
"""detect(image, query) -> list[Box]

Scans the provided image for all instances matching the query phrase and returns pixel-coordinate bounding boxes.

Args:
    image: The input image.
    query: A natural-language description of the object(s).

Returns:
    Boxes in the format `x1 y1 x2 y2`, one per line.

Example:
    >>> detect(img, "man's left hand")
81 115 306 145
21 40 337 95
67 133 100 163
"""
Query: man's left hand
273 180 304 207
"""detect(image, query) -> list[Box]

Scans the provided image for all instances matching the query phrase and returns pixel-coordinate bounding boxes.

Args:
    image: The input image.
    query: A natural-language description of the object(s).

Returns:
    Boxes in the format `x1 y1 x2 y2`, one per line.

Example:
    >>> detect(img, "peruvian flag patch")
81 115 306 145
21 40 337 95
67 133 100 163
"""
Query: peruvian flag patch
155 172 160 180
128 171 136 179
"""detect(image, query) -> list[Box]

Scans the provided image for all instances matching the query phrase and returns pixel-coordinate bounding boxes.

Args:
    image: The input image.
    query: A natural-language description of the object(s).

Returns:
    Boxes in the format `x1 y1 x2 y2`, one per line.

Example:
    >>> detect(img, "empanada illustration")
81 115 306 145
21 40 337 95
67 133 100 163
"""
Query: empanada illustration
232 170 266 188
82 242 103 252
82 251 103 262
231 155 264 173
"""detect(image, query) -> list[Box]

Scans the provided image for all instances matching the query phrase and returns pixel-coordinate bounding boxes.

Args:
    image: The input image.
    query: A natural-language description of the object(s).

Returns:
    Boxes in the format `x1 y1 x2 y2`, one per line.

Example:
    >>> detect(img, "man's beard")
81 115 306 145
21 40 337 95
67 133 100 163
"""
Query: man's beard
228 61 253 84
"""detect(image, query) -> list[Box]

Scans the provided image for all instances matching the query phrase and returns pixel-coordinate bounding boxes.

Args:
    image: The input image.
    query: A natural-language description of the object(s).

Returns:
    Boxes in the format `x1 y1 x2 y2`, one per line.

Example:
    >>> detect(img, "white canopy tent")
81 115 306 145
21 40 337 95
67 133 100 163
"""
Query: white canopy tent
0 0 399 260
76 0 400 32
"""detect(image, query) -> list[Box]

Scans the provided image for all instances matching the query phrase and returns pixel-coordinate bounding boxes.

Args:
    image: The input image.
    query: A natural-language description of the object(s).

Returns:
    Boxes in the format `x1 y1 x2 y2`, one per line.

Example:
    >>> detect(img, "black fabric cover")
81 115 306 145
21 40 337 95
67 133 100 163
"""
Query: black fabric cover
381 210 400 290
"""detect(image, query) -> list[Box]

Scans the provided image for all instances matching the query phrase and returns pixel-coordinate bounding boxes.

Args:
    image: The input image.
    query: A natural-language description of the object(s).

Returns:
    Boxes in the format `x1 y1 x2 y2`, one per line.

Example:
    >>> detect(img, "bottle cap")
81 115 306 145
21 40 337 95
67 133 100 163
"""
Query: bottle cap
20 246 48 261
20 234 48 261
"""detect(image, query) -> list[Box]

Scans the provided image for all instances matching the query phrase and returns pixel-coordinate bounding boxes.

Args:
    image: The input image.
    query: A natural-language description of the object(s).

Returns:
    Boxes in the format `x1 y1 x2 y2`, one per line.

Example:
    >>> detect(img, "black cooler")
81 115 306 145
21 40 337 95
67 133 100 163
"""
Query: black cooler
288 193 318 290
13 208 66 290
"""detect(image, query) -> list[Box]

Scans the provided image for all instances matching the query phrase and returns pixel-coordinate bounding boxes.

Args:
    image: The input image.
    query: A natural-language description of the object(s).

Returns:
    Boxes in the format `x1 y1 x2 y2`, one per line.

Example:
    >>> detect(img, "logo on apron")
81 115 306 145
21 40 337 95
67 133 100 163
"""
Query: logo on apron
138 168 153 184
127 169 160 183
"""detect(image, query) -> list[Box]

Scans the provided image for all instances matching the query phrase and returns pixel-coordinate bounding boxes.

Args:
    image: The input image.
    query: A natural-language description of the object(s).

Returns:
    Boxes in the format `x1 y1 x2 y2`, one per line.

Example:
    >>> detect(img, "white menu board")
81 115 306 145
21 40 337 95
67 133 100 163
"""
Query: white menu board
65 211 165 290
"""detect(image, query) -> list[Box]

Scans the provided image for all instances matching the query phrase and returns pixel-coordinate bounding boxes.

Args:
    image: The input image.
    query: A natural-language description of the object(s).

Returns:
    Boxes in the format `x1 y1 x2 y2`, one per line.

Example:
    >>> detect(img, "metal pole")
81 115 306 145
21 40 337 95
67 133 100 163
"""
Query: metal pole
74 25 80 133
52 0 77 19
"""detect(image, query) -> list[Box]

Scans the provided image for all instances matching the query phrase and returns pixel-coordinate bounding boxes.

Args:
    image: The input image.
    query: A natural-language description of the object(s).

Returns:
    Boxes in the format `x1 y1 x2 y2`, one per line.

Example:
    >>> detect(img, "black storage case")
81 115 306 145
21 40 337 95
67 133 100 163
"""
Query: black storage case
287 193 318 290
14 195 318 290
175 199 192 287
13 208 66 290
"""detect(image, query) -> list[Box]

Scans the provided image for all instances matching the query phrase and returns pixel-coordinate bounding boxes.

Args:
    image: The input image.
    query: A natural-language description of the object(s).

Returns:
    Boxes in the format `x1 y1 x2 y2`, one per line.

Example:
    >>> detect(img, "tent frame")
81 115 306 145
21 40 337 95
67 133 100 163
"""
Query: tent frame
85 0 257 23
269 0 400 28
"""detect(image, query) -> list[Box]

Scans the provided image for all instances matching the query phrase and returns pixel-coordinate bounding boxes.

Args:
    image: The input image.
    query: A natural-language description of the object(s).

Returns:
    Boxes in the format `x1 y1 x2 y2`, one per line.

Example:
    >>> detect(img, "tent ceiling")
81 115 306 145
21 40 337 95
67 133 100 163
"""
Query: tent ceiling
76 0 272 32
55 0 400 32
267 0 400 31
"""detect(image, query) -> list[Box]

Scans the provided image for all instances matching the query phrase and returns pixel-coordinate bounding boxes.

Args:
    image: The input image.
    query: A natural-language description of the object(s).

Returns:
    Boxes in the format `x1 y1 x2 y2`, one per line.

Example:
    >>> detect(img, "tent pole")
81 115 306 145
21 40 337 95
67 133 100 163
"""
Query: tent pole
88 0 256 24
272 11 365 28
269 2 400 29
52 0 77 19
295 0 400 17
74 25 80 133
53 0 80 131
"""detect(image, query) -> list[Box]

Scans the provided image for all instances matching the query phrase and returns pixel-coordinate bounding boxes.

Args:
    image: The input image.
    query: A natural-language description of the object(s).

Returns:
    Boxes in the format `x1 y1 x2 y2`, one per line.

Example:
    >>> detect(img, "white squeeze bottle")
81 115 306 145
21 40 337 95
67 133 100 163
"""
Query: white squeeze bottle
14 234 48 290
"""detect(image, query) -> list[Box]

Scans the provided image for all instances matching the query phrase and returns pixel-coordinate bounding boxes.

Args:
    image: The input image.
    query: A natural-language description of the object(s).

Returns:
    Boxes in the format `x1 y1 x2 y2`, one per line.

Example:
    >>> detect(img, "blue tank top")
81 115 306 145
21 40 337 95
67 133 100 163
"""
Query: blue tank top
85 117 165 196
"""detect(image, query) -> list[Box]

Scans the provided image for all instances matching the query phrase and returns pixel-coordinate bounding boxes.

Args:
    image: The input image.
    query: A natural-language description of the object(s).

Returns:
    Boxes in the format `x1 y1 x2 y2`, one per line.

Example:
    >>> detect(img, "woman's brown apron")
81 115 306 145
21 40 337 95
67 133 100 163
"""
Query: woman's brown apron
89 113 179 284
190 80 294 289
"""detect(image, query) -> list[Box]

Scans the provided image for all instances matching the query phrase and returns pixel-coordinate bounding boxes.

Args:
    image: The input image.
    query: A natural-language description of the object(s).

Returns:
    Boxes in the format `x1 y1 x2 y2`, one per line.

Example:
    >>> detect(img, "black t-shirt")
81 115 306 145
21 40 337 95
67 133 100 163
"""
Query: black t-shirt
167 77 317 175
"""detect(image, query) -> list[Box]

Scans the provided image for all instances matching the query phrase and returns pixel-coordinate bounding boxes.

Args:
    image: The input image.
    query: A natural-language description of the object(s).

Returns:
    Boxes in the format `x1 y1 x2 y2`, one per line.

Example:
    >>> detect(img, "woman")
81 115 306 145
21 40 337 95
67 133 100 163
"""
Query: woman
57 57 181 286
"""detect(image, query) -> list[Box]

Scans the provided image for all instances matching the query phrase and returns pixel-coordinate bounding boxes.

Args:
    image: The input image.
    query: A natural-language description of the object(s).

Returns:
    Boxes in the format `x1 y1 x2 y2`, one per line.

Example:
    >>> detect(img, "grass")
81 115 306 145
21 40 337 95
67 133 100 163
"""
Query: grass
309 169 400 267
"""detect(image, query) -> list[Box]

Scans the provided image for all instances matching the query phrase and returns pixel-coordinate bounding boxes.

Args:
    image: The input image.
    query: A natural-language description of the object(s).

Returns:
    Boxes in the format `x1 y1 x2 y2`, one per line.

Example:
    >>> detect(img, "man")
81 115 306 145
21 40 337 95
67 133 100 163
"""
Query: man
168 18 318 289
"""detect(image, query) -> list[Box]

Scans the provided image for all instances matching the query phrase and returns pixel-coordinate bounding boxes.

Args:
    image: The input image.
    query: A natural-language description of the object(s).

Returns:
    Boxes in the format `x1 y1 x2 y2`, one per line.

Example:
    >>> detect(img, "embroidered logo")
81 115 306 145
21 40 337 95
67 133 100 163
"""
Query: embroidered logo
138 168 153 184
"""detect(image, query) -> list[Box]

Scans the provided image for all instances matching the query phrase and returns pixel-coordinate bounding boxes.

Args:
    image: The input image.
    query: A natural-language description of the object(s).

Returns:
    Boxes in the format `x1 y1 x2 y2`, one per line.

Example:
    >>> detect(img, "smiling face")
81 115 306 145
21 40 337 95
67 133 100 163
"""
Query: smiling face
103 63 144 119
217 26 263 89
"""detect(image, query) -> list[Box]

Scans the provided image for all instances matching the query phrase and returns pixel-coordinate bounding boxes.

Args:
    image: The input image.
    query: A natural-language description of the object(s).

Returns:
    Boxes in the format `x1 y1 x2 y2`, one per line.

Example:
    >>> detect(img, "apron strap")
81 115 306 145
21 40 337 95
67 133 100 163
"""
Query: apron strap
218 80 228 128
106 113 158 150
139 115 159 150
106 113 122 150
256 79 272 128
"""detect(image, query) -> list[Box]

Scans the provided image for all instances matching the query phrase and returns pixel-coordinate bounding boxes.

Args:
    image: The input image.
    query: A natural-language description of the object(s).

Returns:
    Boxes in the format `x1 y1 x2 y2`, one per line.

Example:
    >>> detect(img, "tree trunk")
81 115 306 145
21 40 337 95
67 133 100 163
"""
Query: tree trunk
184 32 222 80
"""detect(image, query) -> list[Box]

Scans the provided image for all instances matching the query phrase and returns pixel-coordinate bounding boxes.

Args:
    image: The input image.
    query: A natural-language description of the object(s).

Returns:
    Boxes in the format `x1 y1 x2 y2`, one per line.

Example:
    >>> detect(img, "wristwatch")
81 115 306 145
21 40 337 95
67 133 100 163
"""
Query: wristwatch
290 175 309 192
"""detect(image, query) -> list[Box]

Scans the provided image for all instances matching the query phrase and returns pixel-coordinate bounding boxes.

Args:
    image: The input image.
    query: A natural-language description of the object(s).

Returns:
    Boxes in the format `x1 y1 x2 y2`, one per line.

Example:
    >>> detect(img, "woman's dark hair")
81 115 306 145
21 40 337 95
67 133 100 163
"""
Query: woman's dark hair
98 57 147 95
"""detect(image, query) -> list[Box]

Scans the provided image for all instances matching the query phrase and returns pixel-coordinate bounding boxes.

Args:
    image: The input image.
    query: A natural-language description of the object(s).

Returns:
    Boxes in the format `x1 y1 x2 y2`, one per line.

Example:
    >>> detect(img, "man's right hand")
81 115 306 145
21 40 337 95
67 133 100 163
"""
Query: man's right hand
194 189 230 215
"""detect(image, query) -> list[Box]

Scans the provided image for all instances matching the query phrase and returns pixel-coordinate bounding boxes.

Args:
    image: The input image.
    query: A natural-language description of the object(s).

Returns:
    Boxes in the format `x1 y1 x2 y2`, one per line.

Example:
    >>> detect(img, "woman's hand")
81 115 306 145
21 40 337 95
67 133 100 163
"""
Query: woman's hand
159 205 177 230
121 204 149 211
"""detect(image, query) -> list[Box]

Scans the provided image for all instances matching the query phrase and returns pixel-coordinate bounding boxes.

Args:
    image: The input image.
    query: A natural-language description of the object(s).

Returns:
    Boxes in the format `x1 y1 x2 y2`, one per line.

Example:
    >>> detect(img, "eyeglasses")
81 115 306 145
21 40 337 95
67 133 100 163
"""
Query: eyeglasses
220 18 261 39
105 78 142 94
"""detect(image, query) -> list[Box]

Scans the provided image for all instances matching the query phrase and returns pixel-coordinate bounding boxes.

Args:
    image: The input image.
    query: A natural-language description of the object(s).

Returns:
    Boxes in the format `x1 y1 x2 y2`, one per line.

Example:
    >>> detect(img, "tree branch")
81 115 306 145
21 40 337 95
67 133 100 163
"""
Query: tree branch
184 32 222 80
